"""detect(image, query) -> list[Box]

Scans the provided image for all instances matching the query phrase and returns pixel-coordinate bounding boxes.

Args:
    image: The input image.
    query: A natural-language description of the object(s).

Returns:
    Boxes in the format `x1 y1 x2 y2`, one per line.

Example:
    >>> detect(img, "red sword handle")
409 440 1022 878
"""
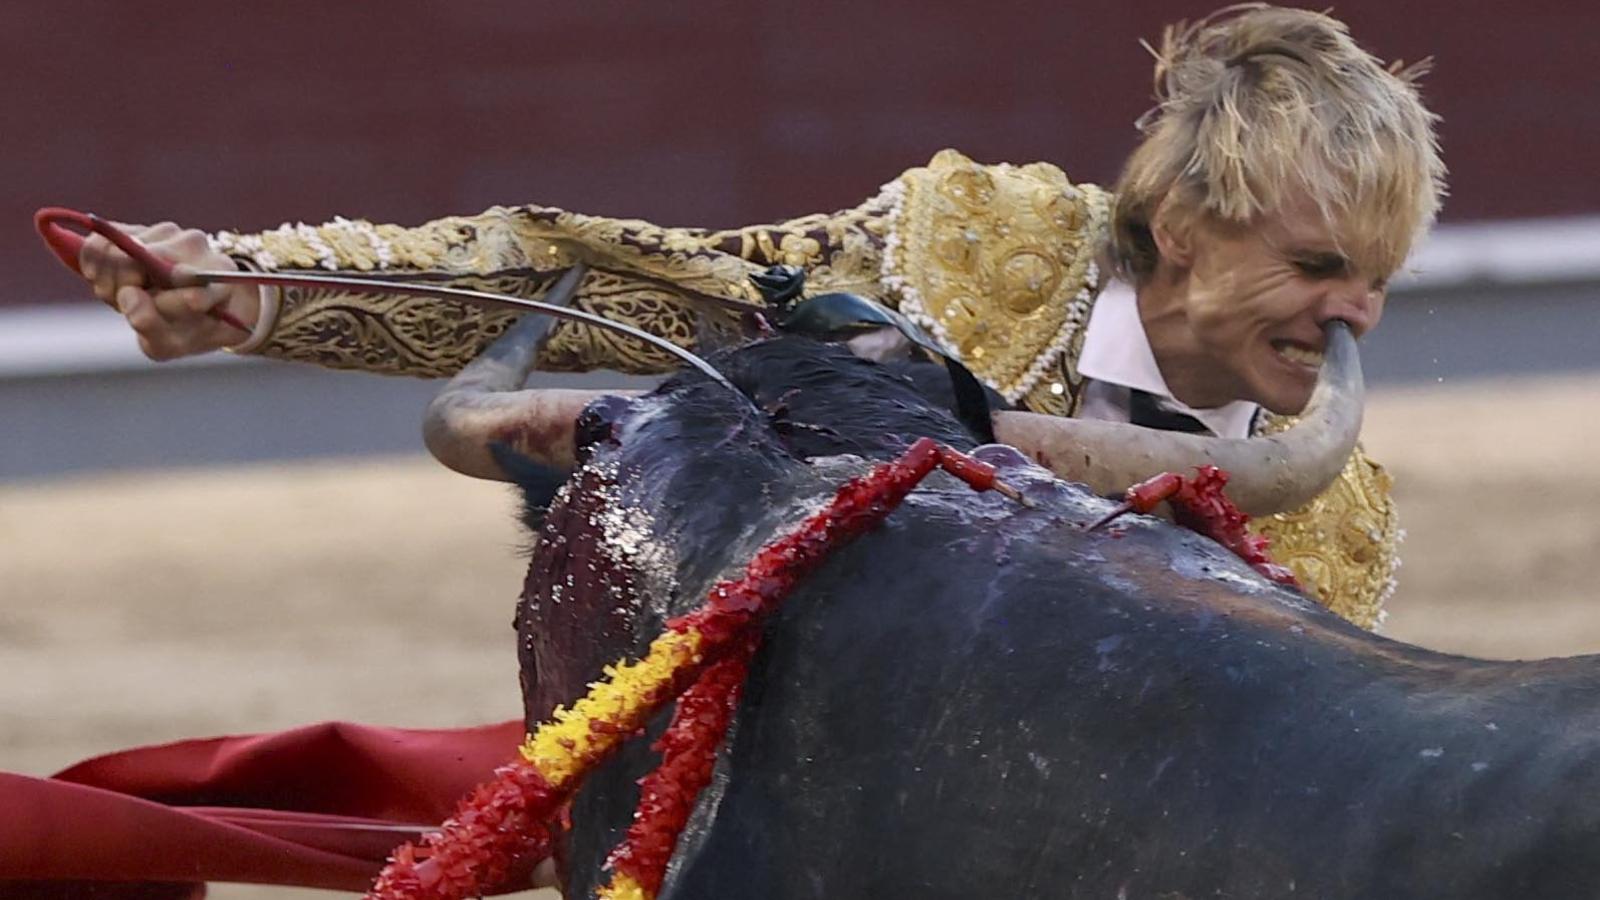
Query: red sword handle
33 207 251 334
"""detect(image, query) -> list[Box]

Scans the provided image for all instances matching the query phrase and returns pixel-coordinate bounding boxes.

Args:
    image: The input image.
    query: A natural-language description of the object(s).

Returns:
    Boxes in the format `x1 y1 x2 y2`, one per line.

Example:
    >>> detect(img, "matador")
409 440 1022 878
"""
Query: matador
204 144 1399 628
79 7 1445 630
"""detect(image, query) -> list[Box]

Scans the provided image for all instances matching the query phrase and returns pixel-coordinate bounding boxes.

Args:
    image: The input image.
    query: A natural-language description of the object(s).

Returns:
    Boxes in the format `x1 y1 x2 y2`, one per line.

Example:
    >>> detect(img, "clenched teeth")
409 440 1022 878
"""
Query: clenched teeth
1275 343 1324 367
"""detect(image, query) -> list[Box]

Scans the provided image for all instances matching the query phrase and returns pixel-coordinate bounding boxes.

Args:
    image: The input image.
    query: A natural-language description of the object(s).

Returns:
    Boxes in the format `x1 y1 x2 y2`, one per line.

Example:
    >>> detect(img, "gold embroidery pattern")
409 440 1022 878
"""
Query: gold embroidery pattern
705 202 892 301
539 271 717 374
259 273 533 377
526 197 893 372
1248 414 1398 630
212 211 543 275
221 199 894 377
881 149 1110 402
509 208 764 307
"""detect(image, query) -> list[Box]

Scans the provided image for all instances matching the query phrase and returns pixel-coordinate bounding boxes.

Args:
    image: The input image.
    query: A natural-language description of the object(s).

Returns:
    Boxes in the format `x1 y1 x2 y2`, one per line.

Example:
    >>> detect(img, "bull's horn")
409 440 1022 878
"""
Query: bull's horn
991 320 1363 517
423 264 625 481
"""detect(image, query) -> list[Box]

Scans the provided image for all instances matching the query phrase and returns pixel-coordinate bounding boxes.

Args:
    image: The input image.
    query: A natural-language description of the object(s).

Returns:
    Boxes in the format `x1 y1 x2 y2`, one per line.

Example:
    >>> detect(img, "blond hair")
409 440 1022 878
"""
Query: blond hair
1109 4 1446 284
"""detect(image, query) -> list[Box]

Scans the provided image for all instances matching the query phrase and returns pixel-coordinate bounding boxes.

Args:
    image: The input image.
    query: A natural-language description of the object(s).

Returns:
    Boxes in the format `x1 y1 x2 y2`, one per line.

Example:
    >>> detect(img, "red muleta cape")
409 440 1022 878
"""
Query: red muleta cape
0 719 525 899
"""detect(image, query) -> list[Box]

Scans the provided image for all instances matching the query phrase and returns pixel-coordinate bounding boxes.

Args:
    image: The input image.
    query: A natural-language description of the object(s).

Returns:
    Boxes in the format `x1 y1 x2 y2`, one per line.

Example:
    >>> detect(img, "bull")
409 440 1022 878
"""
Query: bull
416 297 1600 900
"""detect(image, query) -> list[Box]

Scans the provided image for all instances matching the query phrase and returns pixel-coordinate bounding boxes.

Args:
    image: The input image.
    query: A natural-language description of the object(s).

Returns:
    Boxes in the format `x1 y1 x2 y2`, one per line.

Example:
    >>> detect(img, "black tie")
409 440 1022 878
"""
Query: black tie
1127 389 1210 434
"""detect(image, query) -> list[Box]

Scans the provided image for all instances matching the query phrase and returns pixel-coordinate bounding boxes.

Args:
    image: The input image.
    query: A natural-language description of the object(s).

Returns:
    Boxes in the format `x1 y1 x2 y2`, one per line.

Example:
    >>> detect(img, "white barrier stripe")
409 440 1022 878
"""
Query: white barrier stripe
1396 215 1600 288
0 305 254 378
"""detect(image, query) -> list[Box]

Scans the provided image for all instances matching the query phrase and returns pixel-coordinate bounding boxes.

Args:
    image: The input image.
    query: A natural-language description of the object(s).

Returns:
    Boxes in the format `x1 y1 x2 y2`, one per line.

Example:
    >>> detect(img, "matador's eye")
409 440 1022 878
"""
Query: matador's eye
1293 254 1350 279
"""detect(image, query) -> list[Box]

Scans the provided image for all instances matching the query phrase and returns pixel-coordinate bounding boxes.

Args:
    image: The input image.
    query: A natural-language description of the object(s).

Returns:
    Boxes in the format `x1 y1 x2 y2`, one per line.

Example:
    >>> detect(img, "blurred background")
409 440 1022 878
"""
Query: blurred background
2 2 1598 897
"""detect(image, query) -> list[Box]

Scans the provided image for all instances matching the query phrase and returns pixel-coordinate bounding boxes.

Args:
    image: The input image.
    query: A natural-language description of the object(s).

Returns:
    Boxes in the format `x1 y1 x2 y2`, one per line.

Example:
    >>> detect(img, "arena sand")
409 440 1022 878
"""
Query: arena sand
4 373 1598 899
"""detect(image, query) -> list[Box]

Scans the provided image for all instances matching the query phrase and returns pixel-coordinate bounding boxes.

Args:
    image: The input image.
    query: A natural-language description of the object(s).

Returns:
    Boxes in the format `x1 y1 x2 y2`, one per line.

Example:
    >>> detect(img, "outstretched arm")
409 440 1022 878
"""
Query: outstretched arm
76 196 893 378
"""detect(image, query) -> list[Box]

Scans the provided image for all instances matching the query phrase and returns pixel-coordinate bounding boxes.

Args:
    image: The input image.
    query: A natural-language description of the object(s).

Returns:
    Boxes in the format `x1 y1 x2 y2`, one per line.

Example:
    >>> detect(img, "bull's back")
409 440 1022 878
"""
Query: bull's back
638 478 1600 899
525 398 1600 898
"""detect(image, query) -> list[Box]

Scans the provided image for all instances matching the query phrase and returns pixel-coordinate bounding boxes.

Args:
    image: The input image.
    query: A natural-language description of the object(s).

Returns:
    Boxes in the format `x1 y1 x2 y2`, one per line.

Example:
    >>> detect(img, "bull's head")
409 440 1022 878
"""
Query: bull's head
482 330 1600 900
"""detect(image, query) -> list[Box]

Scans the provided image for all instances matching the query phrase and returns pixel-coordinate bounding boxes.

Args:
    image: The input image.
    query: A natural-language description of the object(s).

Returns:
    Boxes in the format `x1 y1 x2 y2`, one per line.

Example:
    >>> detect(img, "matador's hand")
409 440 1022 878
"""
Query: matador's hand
78 222 260 360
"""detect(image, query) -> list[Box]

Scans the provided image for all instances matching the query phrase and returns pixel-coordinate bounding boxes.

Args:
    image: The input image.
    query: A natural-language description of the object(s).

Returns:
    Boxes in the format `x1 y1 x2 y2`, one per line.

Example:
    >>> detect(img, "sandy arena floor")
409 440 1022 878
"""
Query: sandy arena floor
3 373 1598 898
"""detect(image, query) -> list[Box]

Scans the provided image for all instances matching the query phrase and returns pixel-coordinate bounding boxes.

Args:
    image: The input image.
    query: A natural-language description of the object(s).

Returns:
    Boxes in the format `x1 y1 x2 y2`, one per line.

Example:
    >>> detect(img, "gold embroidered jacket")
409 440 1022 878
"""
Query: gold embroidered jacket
211 149 1397 629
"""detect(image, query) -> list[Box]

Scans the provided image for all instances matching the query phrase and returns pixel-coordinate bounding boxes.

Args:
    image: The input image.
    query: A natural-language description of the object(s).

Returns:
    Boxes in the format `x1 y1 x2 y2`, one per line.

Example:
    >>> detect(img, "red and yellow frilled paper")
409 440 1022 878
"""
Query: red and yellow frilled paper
367 439 967 900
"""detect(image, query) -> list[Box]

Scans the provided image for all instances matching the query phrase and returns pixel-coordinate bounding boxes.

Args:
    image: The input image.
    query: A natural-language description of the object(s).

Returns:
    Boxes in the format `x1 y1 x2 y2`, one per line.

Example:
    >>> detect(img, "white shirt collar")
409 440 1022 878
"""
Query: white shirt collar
1077 281 1260 440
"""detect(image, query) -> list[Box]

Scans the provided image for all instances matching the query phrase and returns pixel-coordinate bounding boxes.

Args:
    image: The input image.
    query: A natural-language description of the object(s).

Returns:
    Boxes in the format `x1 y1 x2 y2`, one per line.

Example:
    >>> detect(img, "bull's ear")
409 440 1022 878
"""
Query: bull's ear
749 264 807 311
490 441 567 533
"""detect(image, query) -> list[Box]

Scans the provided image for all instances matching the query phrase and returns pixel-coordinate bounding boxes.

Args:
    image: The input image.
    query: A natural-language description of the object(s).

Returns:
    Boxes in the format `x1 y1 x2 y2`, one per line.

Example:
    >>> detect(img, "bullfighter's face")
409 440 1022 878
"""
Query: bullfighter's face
1146 195 1388 416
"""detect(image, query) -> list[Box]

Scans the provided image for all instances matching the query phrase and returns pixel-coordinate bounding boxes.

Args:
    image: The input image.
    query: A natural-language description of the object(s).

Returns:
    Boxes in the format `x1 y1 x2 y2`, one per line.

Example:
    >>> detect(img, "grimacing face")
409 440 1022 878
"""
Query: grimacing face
1160 201 1389 415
